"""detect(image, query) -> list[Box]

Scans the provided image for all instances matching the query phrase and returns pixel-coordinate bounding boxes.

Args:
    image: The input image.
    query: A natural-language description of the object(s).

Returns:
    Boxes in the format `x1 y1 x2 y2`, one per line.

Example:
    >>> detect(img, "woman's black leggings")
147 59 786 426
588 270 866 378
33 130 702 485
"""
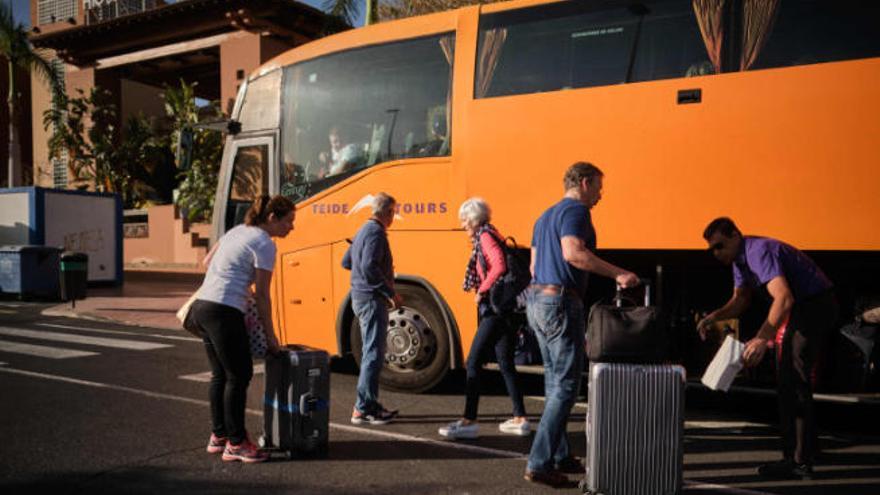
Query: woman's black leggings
463 301 526 420
191 299 253 445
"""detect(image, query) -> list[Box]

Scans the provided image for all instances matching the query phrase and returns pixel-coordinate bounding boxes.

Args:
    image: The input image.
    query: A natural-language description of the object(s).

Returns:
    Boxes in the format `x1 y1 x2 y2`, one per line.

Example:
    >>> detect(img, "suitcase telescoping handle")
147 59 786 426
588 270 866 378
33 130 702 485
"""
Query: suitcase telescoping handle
615 278 652 308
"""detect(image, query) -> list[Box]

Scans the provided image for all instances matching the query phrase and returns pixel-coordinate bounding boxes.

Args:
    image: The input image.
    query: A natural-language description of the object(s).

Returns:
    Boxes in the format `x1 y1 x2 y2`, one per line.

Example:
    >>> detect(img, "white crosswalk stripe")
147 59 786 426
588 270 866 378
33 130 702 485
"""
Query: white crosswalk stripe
0 340 99 359
38 323 202 343
179 363 265 382
0 327 172 351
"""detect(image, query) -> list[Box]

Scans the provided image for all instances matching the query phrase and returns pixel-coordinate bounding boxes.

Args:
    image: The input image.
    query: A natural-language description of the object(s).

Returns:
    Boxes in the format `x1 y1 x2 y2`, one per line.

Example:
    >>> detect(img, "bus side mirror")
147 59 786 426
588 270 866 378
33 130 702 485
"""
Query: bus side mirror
227 120 242 135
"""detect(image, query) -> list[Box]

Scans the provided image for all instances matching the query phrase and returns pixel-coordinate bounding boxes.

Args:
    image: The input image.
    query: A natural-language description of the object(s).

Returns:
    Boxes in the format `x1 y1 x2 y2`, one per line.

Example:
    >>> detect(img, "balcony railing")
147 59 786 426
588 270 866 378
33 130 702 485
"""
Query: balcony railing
85 0 160 25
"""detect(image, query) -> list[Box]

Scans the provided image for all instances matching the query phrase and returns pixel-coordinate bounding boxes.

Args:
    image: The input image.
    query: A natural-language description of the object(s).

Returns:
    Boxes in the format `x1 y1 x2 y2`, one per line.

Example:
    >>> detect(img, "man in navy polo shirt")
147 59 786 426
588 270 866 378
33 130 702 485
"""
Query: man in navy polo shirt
523 162 639 487
698 217 838 480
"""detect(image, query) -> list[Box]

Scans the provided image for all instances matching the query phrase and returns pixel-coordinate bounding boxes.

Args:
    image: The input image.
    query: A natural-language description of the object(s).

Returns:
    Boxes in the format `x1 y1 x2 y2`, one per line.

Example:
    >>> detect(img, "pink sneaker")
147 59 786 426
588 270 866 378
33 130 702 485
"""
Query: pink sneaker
206 433 227 454
222 437 269 463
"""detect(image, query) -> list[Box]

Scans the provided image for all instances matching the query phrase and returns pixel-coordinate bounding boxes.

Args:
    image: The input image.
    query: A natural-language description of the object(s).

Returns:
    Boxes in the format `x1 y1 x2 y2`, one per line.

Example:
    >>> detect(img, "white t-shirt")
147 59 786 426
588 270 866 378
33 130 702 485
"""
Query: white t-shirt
197 224 277 313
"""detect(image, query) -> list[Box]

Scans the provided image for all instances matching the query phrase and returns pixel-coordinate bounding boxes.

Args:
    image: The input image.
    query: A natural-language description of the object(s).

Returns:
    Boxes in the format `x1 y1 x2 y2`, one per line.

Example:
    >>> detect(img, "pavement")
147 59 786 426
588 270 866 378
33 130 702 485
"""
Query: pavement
3 271 879 494
41 270 200 330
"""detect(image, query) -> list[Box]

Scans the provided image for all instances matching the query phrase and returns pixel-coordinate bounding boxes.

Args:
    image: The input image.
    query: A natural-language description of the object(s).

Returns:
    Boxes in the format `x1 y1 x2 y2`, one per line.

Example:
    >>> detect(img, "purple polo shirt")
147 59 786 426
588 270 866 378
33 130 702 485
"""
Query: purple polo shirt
733 236 832 302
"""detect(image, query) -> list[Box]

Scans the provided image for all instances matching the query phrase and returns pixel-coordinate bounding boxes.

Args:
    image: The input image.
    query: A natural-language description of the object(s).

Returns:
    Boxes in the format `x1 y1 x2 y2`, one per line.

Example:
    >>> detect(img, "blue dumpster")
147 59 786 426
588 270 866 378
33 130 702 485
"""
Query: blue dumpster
0 245 61 299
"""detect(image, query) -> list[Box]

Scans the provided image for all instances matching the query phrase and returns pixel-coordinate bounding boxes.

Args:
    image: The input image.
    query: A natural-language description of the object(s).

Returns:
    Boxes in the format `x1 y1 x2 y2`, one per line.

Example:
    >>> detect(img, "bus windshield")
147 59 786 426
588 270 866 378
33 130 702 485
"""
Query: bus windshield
279 33 455 203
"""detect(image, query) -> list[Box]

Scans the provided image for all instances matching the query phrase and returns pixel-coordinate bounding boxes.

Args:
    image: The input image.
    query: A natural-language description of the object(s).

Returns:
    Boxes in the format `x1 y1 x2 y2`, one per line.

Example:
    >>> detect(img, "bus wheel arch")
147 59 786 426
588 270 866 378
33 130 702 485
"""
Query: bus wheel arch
346 277 462 393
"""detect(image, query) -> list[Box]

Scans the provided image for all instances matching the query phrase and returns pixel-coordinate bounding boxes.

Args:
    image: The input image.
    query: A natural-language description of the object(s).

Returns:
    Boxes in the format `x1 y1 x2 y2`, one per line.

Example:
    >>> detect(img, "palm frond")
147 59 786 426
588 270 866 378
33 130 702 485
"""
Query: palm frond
323 0 362 26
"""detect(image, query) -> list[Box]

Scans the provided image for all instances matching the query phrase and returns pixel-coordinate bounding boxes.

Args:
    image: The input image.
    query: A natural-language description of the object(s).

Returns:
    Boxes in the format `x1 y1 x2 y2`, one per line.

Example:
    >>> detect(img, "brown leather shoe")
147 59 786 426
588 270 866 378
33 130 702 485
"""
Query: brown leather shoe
556 456 586 474
524 469 570 488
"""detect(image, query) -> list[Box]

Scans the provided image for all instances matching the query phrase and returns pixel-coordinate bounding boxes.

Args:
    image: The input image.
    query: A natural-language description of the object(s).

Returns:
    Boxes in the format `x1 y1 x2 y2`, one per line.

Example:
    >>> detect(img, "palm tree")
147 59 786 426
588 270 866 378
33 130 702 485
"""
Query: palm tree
1 3 63 187
323 0 372 26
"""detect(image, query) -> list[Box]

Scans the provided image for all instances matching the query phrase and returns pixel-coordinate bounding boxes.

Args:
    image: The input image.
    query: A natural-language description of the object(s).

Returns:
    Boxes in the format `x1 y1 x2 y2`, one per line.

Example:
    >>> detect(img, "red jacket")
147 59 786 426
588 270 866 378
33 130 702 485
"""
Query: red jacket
476 227 507 294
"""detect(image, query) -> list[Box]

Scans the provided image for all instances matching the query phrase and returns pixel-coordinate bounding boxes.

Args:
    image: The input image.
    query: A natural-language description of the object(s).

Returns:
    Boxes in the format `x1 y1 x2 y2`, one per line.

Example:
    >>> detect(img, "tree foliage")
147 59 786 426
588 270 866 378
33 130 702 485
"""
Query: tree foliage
377 0 505 21
1 2 63 186
43 88 164 207
323 0 504 25
163 80 224 223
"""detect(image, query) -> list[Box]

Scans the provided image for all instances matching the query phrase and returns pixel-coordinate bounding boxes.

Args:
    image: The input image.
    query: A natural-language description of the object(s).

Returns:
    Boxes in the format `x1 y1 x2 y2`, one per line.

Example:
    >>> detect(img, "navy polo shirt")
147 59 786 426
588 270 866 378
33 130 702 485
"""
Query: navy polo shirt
531 197 597 296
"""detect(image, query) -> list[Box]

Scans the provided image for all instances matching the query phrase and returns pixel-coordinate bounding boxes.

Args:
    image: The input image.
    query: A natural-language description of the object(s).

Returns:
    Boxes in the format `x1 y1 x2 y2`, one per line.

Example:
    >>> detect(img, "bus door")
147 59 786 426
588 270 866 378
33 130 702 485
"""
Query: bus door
278 246 335 350
218 136 275 234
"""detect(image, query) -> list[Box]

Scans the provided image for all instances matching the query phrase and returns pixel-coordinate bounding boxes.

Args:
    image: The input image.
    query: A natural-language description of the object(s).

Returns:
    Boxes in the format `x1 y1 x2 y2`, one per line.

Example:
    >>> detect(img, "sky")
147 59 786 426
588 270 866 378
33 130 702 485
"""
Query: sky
8 0 30 26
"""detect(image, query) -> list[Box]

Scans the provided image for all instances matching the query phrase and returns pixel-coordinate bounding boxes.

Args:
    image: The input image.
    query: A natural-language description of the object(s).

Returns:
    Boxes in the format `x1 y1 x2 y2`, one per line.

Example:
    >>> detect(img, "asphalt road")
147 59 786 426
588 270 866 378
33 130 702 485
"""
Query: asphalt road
1 301 878 494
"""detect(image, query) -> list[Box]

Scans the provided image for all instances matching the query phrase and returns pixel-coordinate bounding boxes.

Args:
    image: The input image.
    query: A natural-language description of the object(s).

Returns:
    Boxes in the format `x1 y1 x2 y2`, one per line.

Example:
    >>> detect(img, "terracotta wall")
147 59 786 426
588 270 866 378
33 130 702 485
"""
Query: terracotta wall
30 50 60 188
124 204 208 270
120 79 166 124
219 33 295 116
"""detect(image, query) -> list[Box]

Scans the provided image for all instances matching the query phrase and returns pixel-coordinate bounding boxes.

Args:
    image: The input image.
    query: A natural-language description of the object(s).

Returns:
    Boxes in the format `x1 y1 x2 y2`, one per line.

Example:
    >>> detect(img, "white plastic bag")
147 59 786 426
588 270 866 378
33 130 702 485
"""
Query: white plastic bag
701 335 744 392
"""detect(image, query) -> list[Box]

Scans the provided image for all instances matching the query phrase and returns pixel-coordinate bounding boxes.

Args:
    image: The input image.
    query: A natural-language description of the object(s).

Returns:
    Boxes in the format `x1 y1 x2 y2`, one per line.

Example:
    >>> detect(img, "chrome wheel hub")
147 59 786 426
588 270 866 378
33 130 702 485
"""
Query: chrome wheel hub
384 306 437 371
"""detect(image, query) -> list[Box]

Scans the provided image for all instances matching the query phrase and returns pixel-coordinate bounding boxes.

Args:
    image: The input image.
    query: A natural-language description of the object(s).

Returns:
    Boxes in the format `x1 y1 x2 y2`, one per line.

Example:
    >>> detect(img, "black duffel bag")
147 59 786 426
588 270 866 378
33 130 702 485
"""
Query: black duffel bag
586 283 667 364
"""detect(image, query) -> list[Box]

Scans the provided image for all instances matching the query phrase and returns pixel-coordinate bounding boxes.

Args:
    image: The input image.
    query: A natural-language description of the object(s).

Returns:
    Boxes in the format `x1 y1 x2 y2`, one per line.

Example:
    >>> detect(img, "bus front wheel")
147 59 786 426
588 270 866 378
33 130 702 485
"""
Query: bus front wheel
350 284 450 393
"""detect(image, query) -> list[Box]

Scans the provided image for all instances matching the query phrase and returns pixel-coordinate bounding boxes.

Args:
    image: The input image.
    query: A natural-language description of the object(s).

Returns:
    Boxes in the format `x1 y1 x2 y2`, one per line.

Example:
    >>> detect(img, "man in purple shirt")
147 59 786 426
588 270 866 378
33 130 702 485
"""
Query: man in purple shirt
697 217 838 480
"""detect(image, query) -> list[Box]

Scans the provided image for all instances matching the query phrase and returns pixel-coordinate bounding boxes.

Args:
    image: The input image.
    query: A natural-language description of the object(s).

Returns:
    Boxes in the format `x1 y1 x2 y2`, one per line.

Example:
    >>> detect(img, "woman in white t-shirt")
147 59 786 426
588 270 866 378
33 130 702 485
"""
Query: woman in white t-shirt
189 195 295 463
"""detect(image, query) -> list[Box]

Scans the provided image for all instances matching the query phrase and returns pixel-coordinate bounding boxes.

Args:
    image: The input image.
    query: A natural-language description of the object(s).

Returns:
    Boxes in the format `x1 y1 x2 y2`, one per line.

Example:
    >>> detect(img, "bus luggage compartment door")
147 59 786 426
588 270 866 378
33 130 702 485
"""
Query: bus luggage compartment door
279 247 335 351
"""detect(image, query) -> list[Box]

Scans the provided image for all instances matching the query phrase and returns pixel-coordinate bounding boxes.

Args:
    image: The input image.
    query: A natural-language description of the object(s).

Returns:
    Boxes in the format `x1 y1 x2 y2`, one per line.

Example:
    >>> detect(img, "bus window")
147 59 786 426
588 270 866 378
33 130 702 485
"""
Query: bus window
225 143 270 231
476 1 714 98
279 33 454 204
745 1 880 72
237 70 281 133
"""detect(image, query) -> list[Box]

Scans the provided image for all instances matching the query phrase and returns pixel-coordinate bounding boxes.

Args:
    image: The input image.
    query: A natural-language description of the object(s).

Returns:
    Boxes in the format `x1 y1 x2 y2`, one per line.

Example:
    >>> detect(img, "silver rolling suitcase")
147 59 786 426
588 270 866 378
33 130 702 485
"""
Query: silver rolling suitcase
261 345 330 458
584 363 685 495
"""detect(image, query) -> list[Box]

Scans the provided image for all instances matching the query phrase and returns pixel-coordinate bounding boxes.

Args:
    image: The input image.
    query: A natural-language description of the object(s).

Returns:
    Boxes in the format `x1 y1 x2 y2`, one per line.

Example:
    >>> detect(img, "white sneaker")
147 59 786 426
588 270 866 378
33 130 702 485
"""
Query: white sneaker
438 420 479 439
499 418 531 436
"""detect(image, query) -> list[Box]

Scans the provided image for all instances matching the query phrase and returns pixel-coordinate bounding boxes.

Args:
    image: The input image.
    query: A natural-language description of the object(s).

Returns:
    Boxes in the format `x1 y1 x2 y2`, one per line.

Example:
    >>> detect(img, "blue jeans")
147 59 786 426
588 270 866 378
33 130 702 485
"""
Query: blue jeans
463 301 526 420
352 293 388 414
526 291 585 473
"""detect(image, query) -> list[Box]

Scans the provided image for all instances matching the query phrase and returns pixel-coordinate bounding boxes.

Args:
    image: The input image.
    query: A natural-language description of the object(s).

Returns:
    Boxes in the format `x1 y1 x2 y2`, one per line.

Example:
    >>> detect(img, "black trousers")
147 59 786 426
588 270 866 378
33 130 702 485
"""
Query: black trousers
191 299 253 445
463 301 526 420
778 289 838 465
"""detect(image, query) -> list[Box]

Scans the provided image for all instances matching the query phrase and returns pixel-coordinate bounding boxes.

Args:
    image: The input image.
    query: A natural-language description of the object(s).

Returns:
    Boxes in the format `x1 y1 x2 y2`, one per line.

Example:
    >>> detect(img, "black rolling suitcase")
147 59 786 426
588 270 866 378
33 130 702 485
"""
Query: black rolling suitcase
261 345 330 458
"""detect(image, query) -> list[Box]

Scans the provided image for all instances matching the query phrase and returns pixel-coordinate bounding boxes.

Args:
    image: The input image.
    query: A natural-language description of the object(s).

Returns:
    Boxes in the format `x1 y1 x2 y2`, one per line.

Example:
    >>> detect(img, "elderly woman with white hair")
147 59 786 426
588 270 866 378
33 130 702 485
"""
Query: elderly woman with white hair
438 197 529 440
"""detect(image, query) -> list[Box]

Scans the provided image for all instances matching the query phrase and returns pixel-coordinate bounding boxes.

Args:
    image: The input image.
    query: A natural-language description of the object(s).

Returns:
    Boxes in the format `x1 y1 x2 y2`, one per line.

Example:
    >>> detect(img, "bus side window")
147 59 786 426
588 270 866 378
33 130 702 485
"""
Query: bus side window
225 144 269 231
746 1 880 71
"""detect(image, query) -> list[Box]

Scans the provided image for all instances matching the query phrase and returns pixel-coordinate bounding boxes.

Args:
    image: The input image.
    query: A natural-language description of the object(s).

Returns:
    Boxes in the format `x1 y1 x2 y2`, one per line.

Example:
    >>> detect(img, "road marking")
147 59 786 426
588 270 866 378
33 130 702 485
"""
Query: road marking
0 340 99 359
0 365 522 460
0 302 23 307
684 481 775 494
686 420 768 430
0 327 172 351
0 309 15 315
179 363 266 383
526 395 771 430
328 423 525 459
0 365 777 495
38 323 202 343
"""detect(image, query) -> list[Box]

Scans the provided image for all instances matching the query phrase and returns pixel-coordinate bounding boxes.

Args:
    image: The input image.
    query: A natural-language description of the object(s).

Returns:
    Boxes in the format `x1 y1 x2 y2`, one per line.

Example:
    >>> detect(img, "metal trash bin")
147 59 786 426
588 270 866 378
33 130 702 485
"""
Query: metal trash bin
60 251 89 306
0 245 61 299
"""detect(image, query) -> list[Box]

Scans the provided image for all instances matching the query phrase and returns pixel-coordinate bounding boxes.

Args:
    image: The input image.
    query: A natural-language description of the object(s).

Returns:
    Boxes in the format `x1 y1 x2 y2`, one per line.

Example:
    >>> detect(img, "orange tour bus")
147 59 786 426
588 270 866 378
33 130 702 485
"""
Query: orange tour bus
210 0 880 394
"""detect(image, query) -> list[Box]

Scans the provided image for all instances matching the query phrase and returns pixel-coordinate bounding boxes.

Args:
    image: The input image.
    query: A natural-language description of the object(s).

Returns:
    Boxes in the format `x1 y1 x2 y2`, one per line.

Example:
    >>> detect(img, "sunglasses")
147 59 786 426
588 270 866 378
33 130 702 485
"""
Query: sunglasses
708 242 724 253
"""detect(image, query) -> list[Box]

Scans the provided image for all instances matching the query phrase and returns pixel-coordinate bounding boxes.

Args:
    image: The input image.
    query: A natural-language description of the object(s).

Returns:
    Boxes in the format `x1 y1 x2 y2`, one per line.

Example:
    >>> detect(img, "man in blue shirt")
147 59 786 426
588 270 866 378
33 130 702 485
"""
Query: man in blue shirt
524 162 639 487
343 192 402 425
698 217 837 480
